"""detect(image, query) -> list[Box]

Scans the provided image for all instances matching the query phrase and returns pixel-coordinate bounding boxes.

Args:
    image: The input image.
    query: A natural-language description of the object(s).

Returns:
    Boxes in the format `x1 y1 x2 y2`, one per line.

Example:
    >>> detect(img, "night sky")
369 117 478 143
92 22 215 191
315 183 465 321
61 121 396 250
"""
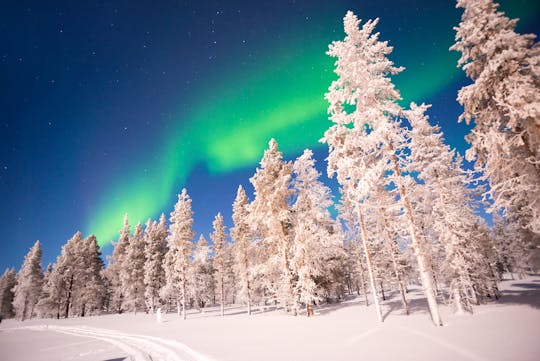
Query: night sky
1 0 539 269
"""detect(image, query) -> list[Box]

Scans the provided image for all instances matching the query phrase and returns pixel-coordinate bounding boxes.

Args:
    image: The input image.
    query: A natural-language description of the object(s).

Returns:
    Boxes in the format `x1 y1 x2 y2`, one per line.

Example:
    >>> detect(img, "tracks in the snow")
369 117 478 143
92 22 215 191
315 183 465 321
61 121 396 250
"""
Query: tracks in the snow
22 325 216 361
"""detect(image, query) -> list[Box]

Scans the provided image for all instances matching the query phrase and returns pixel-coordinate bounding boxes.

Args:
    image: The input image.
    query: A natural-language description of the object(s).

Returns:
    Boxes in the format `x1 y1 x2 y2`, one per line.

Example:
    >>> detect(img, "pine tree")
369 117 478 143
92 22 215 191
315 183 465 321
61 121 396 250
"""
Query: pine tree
56 232 80 318
190 235 214 310
337 194 369 305
163 188 195 319
291 149 343 316
368 184 410 315
121 223 146 313
0 268 17 318
231 185 253 315
36 263 63 319
224 241 237 305
249 139 298 315
451 0 540 236
106 213 131 313
77 234 106 316
54 231 98 317
144 215 167 313
322 11 442 325
13 241 43 320
211 213 227 316
406 103 496 312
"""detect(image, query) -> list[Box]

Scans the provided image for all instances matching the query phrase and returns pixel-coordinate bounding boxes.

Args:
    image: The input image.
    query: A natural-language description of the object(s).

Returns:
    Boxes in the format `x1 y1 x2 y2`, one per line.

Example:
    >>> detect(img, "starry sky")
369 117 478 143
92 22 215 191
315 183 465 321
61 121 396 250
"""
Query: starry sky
1 0 539 270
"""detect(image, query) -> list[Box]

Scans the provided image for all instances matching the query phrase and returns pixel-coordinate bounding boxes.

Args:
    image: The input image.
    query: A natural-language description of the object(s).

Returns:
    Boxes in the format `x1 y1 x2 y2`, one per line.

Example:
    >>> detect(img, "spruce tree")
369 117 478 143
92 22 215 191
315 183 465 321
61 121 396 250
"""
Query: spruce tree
77 235 106 316
231 185 253 315
323 11 442 325
211 213 227 316
0 268 17 318
451 0 540 236
121 223 146 313
190 235 214 310
249 139 298 315
291 149 343 316
163 188 195 319
106 213 131 313
144 215 167 313
13 241 43 320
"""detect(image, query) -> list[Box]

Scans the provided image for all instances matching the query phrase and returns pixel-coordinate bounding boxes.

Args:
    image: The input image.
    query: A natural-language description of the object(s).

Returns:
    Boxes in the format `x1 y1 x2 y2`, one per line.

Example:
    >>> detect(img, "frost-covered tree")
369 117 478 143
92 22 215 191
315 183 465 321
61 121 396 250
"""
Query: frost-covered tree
51 231 105 318
36 263 63 319
55 232 81 318
190 235 214 310
144 215 167 313
249 139 298 315
106 213 131 313
222 242 237 304
492 214 531 278
211 212 227 316
163 188 195 319
291 149 344 316
231 185 253 315
337 194 369 305
0 268 17 318
77 234 106 316
121 223 146 313
13 241 43 320
368 184 410 315
451 0 540 236
322 11 442 325
406 103 497 313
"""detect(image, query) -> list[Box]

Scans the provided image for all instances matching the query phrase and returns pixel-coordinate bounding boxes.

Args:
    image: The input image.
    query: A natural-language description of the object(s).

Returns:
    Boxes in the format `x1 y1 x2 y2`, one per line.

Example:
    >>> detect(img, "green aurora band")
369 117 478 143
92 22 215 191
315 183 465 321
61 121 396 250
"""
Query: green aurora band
86 4 539 247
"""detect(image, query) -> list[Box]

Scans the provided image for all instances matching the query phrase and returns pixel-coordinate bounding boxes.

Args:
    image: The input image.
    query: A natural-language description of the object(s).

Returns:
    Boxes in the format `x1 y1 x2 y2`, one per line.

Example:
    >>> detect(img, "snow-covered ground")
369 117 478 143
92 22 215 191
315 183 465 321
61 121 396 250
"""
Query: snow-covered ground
2 275 539 361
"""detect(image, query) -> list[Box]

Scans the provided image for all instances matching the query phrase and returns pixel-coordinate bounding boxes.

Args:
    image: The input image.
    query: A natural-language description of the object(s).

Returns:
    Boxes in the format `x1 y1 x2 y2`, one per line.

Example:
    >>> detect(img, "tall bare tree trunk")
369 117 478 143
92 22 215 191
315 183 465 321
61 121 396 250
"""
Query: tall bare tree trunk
355 201 383 322
387 139 442 326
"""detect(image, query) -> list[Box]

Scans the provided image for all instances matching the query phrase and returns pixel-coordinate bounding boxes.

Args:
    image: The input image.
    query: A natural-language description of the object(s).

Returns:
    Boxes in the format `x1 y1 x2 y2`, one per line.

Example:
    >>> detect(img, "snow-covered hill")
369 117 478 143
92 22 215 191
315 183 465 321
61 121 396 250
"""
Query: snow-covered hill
1 275 539 361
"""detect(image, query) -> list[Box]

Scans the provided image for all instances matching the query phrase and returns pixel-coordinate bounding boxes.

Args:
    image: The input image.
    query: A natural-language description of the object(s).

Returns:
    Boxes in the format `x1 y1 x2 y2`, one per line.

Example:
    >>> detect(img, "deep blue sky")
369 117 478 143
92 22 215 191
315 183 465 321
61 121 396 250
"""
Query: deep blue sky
1 1 539 270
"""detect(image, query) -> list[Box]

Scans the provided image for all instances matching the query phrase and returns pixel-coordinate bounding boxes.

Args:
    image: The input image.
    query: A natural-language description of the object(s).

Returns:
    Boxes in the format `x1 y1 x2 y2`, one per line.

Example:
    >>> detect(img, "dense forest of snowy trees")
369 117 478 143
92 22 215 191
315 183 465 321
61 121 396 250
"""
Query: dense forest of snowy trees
1 0 538 326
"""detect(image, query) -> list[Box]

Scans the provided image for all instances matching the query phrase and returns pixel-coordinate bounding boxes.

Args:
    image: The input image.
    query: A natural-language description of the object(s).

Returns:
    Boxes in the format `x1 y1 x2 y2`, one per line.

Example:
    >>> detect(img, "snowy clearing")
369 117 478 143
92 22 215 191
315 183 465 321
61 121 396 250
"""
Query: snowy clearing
1 275 539 361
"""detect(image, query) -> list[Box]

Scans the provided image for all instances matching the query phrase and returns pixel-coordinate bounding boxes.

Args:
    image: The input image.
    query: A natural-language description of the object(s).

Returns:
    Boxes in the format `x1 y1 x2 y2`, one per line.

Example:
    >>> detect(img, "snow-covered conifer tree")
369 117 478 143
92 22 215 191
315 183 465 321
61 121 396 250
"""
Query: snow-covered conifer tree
144 215 167 313
163 188 195 319
492 214 531 278
249 139 298 315
406 103 495 312
190 235 214 310
211 212 227 316
322 11 442 325
106 213 131 313
121 223 146 313
231 185 253 315
368 184 410 315
54 232 86 317
0 268 17 318
36 263 62 318
224 242 237 304
77 234 106 316
13 241 43 320
337 194 369 305
291 149 343 316
451 0 540 236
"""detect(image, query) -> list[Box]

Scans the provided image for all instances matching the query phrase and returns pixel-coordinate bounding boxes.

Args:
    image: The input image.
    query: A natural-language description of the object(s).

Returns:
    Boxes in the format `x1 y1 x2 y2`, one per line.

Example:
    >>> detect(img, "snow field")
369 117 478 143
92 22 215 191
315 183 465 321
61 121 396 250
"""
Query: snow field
1 275 539 361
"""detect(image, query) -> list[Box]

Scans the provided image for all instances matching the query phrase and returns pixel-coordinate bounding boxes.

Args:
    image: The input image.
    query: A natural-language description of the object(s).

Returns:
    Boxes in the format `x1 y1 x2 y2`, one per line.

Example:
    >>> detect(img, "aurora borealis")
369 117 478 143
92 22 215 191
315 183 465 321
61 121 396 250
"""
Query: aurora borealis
1 1 539 266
